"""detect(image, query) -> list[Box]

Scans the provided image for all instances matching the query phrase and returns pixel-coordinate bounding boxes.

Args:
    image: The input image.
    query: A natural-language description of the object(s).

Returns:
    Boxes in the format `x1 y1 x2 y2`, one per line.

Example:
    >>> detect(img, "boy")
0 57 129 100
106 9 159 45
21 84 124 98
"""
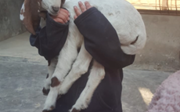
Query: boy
30 1 135 112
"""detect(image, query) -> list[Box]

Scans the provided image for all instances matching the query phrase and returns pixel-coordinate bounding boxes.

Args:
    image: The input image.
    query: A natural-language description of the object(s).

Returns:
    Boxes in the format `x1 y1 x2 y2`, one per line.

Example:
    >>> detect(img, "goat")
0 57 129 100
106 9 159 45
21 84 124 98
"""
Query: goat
147 70 180 112
20 0 147 112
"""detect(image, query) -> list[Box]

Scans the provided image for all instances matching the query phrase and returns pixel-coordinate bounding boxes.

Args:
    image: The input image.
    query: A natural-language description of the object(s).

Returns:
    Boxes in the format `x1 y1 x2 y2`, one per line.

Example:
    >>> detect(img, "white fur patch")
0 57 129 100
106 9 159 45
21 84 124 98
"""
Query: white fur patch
43 87 59 110
20 3 25 21
59 44 92 95
21 3 25 12
20 14 25 21
70 61 105 111
44 58 57 90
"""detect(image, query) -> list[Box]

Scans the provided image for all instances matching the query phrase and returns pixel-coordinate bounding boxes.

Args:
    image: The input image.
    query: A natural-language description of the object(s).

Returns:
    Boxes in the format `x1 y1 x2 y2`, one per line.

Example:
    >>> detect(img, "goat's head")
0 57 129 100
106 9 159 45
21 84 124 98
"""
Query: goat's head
20 0 65 35
41 0 65 15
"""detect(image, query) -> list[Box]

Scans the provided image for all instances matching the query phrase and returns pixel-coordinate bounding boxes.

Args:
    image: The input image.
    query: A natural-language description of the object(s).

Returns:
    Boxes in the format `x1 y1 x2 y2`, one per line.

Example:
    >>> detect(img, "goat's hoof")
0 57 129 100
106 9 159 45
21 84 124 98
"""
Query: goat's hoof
42 88 50 96
71 108 80 112
42 106 55 112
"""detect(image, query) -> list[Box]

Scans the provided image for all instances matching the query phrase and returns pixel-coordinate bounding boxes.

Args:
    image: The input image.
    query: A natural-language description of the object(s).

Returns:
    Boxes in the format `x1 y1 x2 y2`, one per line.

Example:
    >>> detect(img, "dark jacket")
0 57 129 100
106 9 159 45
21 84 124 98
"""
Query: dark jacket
30 7 135 112
30 13 69 61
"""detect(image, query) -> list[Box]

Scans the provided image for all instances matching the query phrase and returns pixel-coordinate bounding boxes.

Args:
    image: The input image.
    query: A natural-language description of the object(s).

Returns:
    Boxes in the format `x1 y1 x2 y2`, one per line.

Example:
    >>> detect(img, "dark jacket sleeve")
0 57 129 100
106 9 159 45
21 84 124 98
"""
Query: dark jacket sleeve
30 13 69 61
74 7 135 69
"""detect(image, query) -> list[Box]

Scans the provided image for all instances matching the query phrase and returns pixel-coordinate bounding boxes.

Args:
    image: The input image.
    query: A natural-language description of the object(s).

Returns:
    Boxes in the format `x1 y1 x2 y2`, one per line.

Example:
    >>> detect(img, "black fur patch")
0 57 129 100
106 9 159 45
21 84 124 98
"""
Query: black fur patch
51 77 60 87
42 88 50 96
46 74 49 79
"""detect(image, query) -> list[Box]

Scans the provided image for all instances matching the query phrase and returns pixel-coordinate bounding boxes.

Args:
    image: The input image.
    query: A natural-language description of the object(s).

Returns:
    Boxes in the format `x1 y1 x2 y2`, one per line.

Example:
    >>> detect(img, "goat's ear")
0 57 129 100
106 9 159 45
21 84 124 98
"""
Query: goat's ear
20 0 41 35
61 0 66 7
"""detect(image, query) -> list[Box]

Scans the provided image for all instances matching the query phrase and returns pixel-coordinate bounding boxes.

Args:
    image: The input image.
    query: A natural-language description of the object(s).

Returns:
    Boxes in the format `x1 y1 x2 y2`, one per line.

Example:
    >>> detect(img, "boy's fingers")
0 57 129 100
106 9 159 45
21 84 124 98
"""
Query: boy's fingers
52 8 69 23
74 15 77 19
54 18 65 24
85 1 92 9
59 9 69 17
78 1 86 12
73 1 92 20
59 9 69 15
59 19 65 24
59 11 69 20
74 6 81 16
58 14 68 23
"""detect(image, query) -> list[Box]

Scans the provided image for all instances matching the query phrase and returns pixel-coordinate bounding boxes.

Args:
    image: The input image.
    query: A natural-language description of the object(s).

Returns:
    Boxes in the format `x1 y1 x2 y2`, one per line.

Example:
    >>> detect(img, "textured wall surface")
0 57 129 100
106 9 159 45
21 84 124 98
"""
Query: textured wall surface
133 14 180 71
0 0 26 41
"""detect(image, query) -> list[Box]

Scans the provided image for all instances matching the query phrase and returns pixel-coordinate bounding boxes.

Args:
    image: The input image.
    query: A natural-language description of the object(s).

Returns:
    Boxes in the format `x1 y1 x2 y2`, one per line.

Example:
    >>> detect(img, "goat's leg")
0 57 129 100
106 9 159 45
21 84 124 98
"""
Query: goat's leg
70 60 105 112
43 40 78 112
42 57 58 95
59 43 92 96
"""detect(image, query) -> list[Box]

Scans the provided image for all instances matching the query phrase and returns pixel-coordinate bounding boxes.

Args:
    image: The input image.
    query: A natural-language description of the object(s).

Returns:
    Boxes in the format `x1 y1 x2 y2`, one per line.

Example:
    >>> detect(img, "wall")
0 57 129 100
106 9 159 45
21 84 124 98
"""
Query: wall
133 14 180 71
0 0 26 41
0 2 179 71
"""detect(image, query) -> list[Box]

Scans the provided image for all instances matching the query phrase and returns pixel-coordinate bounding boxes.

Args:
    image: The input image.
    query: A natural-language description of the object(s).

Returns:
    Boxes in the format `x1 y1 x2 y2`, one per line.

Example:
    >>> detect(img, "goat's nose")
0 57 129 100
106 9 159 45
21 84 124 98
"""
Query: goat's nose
52 6 60 13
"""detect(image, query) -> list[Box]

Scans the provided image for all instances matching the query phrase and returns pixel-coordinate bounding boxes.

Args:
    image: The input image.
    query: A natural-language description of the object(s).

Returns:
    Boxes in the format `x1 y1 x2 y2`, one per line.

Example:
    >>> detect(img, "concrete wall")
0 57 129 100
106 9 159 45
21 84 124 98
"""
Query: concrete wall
0 1 179 71
133 14 180 71
0 0 26 41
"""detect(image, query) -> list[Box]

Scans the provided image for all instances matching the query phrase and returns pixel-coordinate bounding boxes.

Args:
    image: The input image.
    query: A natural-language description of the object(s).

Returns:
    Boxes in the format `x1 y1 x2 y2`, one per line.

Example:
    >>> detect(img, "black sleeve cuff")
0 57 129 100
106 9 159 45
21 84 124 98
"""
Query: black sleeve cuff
39 14 69 60
29 12 69 61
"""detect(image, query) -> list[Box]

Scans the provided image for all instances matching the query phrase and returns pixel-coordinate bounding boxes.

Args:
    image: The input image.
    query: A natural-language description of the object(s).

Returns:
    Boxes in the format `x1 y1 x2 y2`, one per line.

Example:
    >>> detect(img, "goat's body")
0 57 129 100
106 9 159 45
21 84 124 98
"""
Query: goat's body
147 71 180 112
21 0 146 111
64 0 146 54
43 0 146 111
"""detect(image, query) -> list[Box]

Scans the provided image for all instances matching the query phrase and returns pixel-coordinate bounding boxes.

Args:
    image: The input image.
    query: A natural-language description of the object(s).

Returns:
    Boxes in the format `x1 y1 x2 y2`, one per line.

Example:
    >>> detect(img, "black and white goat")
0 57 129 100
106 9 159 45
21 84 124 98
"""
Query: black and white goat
20 0 146 112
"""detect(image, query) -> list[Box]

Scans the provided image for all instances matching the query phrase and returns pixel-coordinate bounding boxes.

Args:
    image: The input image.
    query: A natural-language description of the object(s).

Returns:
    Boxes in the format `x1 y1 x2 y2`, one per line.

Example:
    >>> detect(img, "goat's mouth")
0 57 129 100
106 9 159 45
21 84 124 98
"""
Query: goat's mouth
49 11 58 16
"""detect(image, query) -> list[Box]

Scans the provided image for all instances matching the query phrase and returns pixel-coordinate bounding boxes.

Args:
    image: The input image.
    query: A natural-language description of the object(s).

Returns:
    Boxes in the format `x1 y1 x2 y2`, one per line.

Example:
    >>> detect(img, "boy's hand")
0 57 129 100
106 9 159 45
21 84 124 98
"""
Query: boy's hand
74 1 92 19
52 8 69 24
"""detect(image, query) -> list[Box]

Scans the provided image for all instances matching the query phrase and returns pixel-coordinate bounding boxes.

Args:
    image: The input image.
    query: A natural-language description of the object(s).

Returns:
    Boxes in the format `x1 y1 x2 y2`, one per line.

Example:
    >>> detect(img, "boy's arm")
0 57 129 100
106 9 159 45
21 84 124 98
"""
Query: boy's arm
74 5 135 69
30 9 69 61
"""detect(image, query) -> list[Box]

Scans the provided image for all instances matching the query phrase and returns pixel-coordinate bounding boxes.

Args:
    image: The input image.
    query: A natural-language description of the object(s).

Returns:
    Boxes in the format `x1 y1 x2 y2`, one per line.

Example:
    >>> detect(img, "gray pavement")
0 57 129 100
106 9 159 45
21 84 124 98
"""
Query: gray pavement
0 33 173 112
